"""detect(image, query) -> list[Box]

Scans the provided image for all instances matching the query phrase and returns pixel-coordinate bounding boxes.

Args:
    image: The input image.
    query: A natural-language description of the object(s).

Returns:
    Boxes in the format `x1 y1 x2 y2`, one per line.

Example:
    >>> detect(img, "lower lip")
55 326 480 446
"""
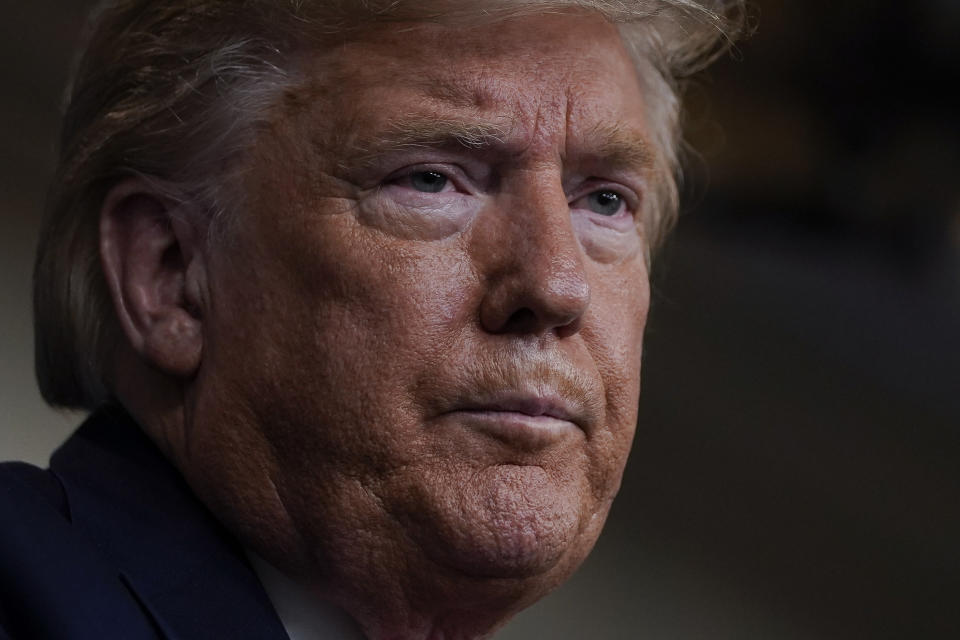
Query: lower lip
445 410 579 450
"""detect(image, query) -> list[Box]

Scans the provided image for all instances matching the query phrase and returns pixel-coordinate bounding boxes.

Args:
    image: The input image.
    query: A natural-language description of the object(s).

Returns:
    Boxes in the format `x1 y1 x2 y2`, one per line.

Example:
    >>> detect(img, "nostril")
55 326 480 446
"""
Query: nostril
500 307 538 334
482 291 587 336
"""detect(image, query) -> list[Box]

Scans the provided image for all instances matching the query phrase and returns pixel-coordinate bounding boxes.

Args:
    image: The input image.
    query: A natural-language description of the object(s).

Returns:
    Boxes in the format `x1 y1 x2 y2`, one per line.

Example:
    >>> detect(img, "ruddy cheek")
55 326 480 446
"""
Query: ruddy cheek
357 191 479 241
570 214 643 264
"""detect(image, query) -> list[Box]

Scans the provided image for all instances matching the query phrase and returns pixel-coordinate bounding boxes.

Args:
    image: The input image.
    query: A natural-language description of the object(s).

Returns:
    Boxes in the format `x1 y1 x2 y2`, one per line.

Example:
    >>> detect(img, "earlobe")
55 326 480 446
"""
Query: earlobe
100 178 205 379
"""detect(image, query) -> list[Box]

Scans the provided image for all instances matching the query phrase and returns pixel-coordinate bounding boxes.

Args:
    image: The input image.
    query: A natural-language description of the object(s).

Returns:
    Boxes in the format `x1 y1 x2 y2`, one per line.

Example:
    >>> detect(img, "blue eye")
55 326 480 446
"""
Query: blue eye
585 190 625 216
410 171 449 193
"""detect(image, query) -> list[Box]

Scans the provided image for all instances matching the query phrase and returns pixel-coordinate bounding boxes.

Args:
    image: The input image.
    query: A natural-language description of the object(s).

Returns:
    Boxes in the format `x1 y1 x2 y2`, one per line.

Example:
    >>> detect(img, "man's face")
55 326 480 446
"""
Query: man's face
185 11 651 607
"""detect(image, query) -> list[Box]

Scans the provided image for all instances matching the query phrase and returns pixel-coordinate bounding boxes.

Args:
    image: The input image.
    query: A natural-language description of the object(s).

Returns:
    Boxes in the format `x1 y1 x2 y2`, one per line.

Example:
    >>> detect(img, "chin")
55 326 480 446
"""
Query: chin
402 464 603 582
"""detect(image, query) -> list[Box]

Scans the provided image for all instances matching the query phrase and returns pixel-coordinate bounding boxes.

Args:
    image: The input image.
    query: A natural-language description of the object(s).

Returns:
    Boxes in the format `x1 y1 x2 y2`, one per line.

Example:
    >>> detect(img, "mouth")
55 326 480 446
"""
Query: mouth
441 392 584 451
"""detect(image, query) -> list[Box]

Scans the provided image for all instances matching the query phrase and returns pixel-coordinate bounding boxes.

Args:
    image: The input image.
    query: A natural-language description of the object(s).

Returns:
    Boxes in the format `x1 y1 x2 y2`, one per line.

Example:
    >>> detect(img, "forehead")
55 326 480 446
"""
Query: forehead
289 12 648 154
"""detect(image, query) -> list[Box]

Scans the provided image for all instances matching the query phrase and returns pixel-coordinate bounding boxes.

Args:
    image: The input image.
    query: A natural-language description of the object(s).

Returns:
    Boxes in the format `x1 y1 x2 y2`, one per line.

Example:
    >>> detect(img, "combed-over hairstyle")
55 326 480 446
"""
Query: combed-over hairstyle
34 0 744 409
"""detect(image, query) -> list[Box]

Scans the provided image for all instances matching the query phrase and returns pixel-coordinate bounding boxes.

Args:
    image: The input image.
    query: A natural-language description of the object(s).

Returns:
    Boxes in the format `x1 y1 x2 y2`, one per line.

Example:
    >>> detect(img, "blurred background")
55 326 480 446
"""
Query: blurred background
2 1 958 638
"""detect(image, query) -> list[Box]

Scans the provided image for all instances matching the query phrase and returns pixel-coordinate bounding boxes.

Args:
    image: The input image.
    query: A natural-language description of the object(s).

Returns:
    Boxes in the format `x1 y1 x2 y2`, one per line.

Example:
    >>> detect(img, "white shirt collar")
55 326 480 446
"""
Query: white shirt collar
247 551 367 640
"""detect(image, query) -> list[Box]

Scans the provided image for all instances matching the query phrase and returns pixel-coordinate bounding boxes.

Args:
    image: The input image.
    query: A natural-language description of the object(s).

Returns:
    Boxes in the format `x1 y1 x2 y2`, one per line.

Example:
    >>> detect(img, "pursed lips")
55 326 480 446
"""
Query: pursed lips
458 393 578 422
442 390 587 450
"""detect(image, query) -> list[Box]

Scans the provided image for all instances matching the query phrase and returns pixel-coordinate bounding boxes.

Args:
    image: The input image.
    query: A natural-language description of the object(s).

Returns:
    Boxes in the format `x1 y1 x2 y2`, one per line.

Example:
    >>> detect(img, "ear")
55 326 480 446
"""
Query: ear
100 178 206 378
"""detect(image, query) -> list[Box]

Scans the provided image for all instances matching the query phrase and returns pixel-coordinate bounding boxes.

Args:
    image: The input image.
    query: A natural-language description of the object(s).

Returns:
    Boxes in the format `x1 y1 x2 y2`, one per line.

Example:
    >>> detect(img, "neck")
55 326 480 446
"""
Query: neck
251 539 547 640
300 552 548 640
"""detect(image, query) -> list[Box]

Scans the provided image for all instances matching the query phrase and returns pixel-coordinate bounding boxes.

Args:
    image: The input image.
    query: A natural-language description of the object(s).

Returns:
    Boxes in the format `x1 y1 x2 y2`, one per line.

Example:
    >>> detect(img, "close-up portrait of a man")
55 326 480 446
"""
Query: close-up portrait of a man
0 1 744 638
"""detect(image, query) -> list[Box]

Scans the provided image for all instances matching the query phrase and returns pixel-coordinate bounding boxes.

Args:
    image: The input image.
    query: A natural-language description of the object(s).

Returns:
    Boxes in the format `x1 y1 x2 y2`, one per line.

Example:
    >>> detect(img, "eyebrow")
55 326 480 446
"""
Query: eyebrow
336 115 655 174
340 116 508 168
582 121 656 173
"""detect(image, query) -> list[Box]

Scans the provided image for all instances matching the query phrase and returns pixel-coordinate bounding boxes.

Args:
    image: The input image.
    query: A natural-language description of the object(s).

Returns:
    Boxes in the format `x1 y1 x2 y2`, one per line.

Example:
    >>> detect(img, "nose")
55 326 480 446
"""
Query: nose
475 177 591 338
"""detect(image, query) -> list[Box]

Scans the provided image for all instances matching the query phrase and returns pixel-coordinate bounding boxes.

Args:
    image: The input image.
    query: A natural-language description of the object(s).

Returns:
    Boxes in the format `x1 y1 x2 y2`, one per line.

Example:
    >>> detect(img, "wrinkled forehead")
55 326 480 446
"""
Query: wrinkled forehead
347 10 630 70
284 12 648 157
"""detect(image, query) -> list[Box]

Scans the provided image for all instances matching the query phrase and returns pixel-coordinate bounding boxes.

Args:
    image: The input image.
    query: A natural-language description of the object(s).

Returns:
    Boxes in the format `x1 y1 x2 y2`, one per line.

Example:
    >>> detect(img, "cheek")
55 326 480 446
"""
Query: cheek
221 214 477 456
200 220 483 562
580 259 649 494
589 251 649 385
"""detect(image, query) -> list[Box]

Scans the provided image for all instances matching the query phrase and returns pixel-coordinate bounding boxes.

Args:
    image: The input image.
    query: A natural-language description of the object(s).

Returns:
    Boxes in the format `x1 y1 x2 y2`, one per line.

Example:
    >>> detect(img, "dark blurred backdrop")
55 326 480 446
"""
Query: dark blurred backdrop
2 1 958 638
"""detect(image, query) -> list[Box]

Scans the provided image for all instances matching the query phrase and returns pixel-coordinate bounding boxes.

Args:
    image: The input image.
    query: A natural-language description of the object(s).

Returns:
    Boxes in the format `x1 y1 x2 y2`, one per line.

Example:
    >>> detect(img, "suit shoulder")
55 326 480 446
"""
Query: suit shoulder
0 461 68 518
0 461 161 639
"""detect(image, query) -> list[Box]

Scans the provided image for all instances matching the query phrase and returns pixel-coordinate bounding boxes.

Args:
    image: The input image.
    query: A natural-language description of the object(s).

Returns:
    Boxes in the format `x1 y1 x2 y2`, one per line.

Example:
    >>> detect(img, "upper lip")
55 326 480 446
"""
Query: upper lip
431 352 603 435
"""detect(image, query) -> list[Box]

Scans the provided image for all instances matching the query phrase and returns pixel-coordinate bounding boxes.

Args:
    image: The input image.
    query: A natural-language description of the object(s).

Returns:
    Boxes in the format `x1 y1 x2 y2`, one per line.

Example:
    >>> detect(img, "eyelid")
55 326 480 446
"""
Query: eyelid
384 163 475 194
567 180 642 214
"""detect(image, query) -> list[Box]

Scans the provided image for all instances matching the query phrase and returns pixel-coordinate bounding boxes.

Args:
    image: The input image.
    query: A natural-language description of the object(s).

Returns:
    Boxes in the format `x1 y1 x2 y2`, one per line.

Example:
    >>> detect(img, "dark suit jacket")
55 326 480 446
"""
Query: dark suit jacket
0 407 288 639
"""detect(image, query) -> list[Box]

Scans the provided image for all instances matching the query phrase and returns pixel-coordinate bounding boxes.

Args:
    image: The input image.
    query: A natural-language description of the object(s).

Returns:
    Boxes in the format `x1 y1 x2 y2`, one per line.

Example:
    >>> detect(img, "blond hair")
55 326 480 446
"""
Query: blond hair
34 0 744 409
